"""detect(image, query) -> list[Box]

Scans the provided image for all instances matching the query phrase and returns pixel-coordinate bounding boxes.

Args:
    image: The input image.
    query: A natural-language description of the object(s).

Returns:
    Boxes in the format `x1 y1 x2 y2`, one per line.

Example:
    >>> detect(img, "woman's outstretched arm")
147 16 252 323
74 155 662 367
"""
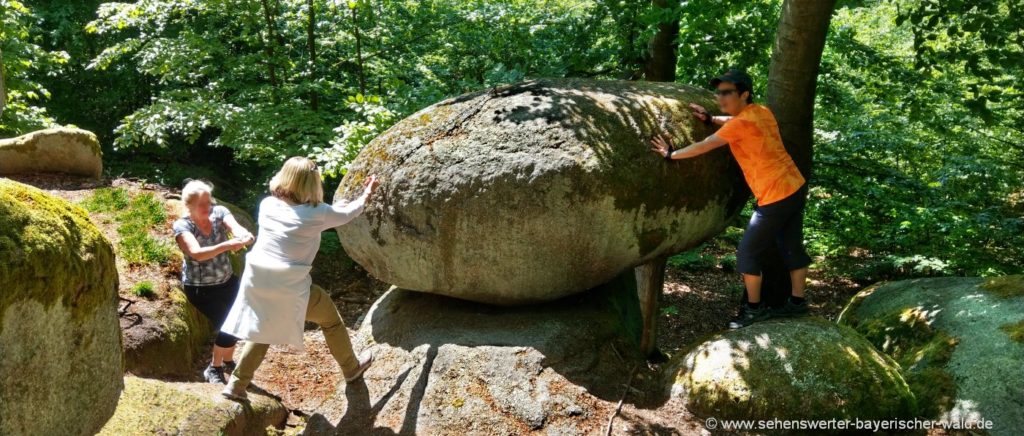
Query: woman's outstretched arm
322 175 379 229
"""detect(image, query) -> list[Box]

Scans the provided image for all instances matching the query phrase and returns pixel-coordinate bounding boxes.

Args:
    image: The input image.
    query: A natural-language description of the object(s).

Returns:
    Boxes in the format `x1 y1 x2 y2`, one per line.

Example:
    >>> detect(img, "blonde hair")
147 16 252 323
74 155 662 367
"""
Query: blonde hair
182 179 216 208
269 157 323 206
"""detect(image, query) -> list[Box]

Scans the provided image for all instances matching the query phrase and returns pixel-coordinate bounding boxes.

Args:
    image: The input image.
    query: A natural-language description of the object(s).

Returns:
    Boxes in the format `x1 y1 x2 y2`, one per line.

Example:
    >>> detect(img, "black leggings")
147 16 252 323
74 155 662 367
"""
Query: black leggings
736 182 812 275
183 275 240 348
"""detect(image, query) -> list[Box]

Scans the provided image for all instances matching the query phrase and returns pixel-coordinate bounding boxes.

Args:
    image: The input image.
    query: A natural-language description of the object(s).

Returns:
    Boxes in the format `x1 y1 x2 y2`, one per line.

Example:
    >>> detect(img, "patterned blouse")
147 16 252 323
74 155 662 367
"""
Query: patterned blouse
172 205 234 286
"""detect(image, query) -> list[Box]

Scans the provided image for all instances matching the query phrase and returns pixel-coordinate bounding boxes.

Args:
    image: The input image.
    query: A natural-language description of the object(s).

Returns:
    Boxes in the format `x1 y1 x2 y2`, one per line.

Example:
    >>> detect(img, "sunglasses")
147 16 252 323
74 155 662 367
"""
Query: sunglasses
714 89 738 97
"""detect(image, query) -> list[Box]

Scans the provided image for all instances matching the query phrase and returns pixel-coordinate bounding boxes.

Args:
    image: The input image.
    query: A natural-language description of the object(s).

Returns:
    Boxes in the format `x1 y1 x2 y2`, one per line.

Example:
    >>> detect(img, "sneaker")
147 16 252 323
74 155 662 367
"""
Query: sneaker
728 303 771 329
203 364 227 384
344 350 374 383
223 360 236 374
221 379 249 402
772 298 810 318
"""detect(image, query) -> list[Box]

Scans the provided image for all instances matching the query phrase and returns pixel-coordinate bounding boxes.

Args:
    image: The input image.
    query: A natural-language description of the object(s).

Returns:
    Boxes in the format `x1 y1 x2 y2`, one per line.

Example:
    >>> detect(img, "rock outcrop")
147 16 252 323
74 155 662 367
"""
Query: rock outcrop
838 276 1024 435
0 179 122 434
334 78 747 305
664 317 916 422
98 376 287 435
0 127 103 178
307 271 646 435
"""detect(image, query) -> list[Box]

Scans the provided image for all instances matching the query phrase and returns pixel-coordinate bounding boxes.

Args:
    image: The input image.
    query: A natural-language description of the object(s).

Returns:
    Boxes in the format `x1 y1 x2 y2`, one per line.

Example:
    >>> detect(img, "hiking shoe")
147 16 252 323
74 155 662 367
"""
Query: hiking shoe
203 364 227 384
223 360 236 374
728 303 771 329
344 350 374 383
221 379 249 402
772 298 810 318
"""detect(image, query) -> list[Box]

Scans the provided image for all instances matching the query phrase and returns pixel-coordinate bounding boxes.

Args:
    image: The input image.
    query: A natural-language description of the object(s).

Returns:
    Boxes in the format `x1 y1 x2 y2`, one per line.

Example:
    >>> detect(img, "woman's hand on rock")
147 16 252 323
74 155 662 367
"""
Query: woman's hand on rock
363 175 380 196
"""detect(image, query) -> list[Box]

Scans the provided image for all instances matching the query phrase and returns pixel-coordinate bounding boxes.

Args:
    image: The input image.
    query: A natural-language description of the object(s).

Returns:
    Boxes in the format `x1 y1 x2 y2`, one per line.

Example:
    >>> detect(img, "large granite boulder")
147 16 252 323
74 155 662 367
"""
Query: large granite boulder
0 179 122 434
838 276 1024 435
306 271 646 435
0 127 103 178
98 376 287 435
334 78 747 305
664 317 916 422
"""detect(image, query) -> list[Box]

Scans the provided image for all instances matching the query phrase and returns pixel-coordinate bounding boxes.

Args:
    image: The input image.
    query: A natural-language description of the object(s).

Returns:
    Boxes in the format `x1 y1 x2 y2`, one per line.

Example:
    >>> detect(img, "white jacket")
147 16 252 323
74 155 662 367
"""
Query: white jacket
221 192 368 348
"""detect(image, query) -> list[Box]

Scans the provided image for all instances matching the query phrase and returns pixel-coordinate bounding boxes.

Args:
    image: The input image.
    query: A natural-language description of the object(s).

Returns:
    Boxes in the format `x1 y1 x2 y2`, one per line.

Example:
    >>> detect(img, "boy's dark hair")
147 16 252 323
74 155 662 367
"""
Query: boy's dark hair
711 68 754 103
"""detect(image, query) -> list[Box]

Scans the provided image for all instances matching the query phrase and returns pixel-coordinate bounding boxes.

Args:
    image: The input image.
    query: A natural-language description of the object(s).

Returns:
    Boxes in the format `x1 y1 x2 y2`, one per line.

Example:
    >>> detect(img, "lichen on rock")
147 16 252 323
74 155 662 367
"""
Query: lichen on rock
98 376 287 435
838 277 1024 435
664 317 916 422
334 78 749 305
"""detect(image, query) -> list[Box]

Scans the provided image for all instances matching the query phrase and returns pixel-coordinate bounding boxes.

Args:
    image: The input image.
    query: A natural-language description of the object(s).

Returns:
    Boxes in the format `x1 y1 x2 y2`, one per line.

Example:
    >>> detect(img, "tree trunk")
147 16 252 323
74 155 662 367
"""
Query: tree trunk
254 0 281 102
0 46 6 119
350 3 366 95
642 0 680 82
767 0 836 180
744 0 835 310
635 256 668 358
307 0 318 110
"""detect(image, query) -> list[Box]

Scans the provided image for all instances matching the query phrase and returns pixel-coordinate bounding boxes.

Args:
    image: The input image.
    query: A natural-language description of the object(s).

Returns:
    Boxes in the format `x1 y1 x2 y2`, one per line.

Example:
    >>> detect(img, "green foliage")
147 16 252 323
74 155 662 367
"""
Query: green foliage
0 0 69 135
667 243 719 271
318 230 343 256
82 188 174 266
806 2 1024 279
3 0 1021 283
132 280 156 299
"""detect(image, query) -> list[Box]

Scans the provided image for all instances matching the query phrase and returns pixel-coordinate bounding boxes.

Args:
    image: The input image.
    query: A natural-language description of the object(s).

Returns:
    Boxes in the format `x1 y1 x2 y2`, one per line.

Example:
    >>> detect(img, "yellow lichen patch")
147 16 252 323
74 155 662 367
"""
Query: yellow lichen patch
1000 319 1024 343
980 275 1024 299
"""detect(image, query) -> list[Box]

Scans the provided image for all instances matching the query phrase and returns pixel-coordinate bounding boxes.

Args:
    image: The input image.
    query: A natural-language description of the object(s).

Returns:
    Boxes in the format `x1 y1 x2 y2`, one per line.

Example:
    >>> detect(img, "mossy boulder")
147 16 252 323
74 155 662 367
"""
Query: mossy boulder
0 179 122 434
0 127 103 178
664 317 916 422
334 78 748 305
838 276 1024 435
123 288 213 378
98 376 287 435
310 271 646 434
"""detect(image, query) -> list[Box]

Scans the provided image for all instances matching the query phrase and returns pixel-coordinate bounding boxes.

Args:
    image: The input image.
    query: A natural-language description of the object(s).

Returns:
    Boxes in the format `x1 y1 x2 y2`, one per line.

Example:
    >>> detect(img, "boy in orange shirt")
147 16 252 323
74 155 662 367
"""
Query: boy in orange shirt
650 69 812 328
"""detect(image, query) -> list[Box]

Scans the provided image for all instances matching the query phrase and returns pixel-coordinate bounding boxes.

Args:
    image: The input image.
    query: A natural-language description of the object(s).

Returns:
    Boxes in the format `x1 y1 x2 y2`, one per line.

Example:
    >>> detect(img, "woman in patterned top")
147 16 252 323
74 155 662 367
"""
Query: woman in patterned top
172 180 255 383
649 69 812 329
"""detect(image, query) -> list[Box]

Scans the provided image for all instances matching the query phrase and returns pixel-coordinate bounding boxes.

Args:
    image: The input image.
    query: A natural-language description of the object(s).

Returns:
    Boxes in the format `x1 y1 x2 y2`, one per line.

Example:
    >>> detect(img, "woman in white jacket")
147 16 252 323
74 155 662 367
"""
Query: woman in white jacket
220 156 379 401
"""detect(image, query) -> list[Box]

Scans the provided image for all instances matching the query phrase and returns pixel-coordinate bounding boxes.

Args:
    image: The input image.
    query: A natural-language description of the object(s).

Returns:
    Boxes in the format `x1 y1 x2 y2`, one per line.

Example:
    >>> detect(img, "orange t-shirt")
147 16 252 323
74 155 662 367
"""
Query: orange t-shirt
714 103 805 206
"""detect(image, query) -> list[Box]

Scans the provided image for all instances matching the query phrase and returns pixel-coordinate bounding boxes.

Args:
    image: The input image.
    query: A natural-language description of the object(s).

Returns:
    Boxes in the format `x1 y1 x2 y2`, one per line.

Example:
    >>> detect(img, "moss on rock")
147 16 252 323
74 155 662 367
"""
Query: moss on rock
98 376 286 435
123 287 213 378
664 317 916 422
0 128 103 178
838 277 1024 435
0 179 117 330
980 275 1024 298
0 179 122 435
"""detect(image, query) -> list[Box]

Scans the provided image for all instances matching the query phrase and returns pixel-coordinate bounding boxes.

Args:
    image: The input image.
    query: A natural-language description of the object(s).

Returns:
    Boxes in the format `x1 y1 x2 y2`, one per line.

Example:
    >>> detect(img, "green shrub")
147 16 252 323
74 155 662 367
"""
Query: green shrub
132 281 156 299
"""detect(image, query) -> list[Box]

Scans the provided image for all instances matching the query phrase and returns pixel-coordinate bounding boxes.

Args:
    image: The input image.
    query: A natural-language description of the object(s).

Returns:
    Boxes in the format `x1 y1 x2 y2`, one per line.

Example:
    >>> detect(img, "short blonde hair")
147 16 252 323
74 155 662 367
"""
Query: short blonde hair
182 180 215 207
269 157 323 206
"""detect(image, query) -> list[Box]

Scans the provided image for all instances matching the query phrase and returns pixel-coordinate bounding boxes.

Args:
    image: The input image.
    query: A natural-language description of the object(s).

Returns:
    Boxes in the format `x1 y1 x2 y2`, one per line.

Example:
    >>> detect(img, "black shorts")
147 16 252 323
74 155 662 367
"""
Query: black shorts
736 183 812 275
183 275 240 348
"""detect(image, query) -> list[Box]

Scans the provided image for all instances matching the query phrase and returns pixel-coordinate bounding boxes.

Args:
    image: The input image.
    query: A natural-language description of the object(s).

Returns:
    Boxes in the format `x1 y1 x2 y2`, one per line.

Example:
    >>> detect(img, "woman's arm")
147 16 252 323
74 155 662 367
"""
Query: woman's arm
321 175 379 229
175 232 243 262
222 213 255 246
